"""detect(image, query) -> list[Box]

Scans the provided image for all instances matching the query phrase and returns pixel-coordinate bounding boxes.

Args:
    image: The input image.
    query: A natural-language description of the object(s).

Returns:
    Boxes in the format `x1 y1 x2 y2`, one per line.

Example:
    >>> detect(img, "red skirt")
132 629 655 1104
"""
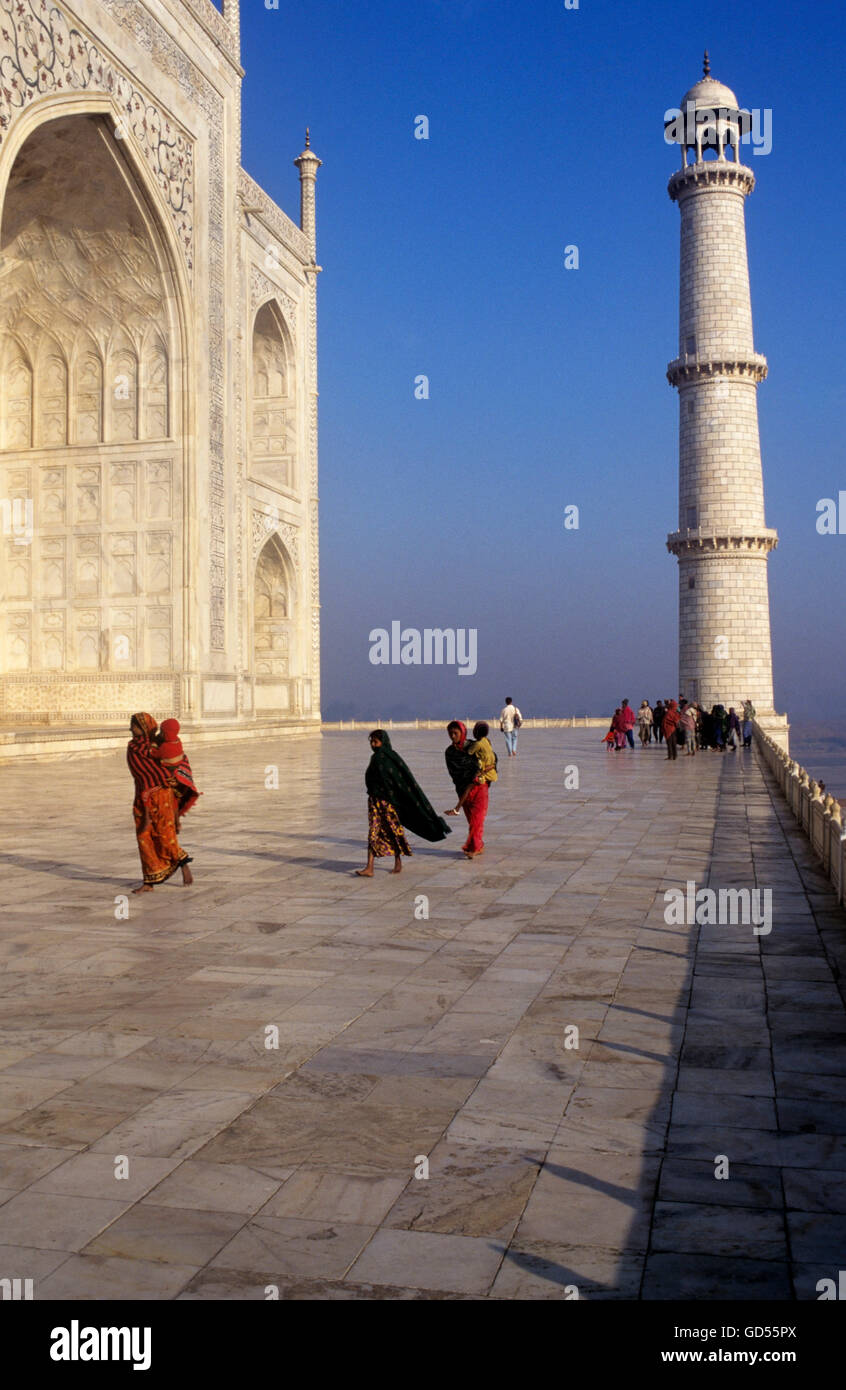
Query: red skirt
462 782 489 853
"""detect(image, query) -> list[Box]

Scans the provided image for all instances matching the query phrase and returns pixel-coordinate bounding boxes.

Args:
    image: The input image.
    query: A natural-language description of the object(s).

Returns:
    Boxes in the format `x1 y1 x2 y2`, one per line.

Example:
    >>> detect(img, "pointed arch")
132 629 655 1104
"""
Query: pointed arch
250 298 296 493
72 334 104 445
254 533 296 683
0 104 190 703
1 337 33 450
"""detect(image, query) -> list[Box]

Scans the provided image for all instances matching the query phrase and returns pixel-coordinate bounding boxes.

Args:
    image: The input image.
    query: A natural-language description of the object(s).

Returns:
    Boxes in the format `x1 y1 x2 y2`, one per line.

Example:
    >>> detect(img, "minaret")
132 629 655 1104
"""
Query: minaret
665 55 787 746
294 132 323 717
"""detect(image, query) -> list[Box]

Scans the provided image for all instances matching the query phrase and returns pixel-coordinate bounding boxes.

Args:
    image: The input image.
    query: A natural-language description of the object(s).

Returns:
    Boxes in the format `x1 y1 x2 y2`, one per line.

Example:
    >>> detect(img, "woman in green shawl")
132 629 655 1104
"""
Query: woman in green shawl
355 730 451 877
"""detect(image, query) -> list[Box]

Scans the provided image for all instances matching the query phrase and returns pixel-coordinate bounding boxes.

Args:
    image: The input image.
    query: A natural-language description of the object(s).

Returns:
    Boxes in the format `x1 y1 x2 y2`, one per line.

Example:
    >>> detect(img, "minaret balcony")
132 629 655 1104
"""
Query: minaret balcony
667 353 768 387
668 162 755 201
666 528 779 556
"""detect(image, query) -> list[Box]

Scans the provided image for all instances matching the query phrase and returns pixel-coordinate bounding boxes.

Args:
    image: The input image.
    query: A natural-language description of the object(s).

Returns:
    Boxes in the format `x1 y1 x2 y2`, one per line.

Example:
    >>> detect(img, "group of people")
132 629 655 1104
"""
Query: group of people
125 688 763 887
356 719 499 875
126 698 522 887
605 698 756 760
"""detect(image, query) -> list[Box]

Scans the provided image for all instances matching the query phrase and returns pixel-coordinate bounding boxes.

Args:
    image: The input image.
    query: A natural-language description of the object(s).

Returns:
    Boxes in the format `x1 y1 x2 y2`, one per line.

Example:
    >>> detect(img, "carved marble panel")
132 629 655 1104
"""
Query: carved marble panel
4 610 31 670
145 460 172 520
75 466 101 524
74 536 101 599
146 532 171 594
40 467 66 526
146 604 172 670
107 534 136 597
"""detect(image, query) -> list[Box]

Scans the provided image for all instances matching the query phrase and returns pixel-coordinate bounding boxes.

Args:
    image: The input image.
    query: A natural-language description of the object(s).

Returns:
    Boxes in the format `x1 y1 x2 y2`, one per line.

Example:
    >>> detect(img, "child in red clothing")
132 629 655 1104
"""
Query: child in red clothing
151 718 200 821
153 718 184 767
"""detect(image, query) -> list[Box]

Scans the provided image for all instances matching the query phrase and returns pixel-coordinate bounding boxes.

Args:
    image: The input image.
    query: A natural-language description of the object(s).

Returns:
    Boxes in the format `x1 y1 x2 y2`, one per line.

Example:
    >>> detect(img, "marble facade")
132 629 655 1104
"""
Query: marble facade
0 0 321 740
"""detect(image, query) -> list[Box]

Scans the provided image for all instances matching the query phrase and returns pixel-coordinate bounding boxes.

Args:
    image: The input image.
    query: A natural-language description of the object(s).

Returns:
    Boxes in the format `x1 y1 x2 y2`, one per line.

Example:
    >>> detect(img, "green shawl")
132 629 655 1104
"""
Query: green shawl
365 732 451 843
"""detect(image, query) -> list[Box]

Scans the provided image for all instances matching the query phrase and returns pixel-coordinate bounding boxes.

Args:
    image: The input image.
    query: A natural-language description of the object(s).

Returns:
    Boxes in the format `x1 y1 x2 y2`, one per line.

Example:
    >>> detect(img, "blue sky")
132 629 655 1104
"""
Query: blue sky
239 0 846 721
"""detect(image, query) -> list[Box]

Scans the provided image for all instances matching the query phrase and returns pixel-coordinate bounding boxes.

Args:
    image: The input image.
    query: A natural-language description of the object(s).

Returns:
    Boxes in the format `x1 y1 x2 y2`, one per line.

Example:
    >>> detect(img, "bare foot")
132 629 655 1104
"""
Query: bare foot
445 808 460 817
181 866 193 886
355 868 374 877
132 883 154 893
390 864 402 874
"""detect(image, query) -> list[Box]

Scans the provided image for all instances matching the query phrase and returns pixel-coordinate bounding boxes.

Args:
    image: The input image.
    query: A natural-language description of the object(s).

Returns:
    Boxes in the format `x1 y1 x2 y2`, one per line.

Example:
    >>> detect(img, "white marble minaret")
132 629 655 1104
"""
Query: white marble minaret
665 55 788 746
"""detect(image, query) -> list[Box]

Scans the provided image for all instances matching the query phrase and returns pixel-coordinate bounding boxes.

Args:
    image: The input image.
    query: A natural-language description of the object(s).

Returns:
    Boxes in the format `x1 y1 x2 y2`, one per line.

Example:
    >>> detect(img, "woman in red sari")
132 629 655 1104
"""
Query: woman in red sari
127 713 193 893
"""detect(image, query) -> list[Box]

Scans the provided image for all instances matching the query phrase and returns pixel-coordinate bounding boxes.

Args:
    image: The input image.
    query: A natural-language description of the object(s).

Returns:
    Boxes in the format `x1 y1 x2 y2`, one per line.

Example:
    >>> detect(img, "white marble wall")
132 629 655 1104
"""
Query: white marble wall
0 0 320 735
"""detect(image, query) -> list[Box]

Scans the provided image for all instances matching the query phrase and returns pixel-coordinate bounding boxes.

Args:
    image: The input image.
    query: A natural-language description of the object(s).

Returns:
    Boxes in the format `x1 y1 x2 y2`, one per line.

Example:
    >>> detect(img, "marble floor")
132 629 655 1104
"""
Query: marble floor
0 729 844 1300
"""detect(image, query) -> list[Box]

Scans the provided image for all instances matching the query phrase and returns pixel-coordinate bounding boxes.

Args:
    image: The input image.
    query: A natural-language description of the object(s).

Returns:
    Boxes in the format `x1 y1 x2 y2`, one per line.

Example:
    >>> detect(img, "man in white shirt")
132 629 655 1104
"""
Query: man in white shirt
499 697 523 757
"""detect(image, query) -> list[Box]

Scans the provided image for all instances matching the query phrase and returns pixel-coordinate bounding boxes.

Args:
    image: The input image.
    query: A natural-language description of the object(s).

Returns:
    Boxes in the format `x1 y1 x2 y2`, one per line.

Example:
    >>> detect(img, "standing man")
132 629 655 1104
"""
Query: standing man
499 697 523 758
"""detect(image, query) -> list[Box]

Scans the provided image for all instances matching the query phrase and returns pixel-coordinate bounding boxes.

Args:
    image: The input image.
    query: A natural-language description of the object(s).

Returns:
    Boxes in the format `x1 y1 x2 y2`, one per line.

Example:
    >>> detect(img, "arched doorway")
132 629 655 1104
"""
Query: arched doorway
253 533 297 712
0 113 184 710
250 301 295 492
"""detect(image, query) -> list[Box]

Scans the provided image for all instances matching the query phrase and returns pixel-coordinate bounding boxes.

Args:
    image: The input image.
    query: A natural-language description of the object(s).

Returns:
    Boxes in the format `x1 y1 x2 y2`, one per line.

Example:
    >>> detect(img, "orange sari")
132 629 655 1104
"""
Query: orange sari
133 784 190 884
128 712 191 885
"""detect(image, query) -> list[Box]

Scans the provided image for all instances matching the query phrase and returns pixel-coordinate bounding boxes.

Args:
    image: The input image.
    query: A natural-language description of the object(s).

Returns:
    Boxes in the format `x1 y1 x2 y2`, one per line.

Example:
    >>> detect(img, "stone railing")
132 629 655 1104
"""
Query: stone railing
753 721 845 906
322 717 610 732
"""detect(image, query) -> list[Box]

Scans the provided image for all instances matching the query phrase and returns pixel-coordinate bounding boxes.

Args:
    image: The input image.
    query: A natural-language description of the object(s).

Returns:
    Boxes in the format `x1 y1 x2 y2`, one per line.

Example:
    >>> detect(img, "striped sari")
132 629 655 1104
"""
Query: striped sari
127 713 191 885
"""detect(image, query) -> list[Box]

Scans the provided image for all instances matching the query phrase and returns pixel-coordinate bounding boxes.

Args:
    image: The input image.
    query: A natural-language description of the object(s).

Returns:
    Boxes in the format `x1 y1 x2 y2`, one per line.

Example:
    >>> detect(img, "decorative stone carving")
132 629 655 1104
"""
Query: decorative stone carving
239 170 310 261
250 508 298 564
0 0 194 271
249 266 297 333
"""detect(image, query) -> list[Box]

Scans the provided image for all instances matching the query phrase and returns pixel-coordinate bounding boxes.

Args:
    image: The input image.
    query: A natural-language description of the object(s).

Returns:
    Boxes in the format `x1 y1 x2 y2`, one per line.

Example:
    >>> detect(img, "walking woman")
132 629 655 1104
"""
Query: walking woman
444 719 478 827
356 730 450 876
444 719 488 857
127 713 193 893
446 720 498 858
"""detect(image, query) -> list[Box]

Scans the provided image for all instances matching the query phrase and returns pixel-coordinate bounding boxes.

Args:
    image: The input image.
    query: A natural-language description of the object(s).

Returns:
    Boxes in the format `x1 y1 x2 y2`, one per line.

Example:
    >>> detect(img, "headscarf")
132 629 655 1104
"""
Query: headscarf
662 699 680 735
130 712 157 740
127 712 172 804
445 720 478 796
365 731 451 843
160 718 180 741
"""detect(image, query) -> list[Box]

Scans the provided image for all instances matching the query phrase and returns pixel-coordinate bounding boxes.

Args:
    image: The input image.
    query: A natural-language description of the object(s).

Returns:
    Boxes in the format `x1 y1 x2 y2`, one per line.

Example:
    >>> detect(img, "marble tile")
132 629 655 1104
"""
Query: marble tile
89 1088 254 1160
490 1241 644 1300
0 1191 131 1251
37 1254 199 1300
641 1252 792 1299
651 1200 786 1259
659 1157 782 1208
83 1204 247 1265
346 1228 503 1295
142 1160 293 1214
207 1216 374 1280
262 1170 407 1225
0 1144 78 1191
29 1152 181 1201
383 1143 540 1239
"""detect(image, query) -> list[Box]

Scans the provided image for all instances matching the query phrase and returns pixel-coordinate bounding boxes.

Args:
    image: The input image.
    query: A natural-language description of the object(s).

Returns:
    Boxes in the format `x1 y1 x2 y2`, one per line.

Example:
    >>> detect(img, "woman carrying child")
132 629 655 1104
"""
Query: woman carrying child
126 713 193 892
446 720 498 859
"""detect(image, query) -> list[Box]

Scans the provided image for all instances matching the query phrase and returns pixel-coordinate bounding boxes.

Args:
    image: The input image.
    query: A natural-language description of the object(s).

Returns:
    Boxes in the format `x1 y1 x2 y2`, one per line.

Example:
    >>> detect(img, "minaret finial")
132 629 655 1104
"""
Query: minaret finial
305 127 310 149
703 49 711 78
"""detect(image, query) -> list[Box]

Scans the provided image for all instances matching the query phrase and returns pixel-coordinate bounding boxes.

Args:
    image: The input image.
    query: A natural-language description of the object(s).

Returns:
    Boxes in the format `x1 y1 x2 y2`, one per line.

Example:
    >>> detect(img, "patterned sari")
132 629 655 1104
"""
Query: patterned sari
127 713 191 885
